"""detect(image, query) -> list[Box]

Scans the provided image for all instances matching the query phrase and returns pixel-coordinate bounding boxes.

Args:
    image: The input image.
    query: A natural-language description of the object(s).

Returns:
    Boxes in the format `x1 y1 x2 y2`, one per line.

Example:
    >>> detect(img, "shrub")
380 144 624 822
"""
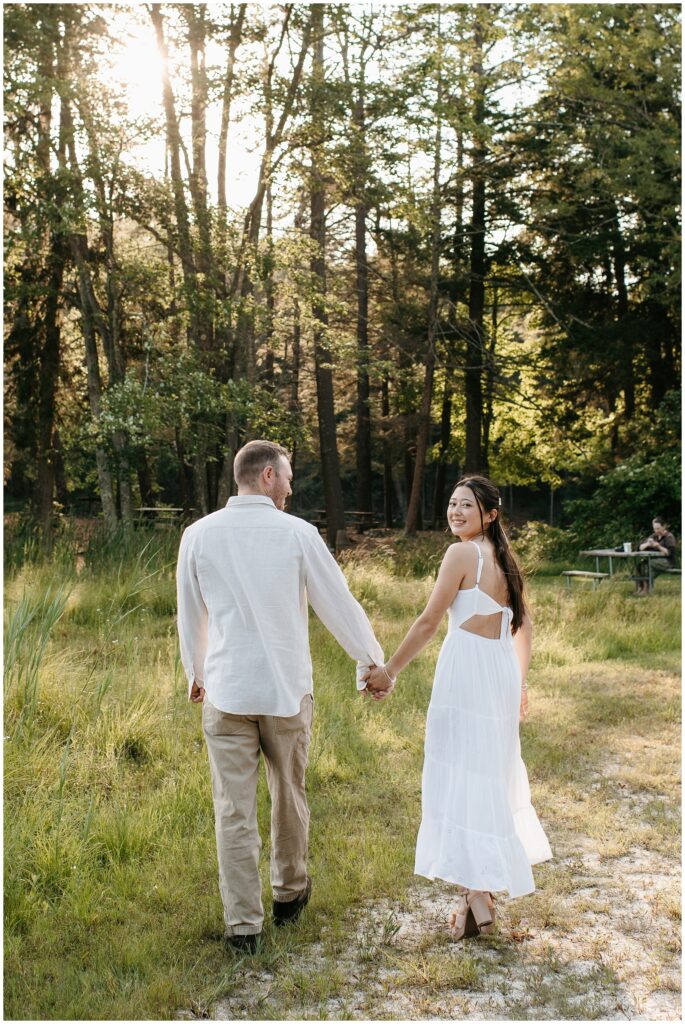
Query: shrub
511 522 579 568
389 534 450 578
561 390 681 548
564 450 681 549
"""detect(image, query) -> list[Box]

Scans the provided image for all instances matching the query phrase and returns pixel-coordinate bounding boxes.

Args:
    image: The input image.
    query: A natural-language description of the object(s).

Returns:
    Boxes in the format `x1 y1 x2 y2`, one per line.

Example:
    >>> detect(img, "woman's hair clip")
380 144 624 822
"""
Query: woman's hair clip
498 497 502 506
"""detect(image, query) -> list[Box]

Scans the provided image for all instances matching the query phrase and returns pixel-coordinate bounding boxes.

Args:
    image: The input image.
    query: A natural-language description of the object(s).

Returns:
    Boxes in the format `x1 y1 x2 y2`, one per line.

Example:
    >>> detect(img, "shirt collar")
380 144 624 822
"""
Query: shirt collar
226 495 277 510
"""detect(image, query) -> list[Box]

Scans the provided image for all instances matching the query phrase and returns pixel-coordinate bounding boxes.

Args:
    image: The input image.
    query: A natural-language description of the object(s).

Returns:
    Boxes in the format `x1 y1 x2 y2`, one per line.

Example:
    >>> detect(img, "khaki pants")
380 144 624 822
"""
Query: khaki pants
202 693 313 936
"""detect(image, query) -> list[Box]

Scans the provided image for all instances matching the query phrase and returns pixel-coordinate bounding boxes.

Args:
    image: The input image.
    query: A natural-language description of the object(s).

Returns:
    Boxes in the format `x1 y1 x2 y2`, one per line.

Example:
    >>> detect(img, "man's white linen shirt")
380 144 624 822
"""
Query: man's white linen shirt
176 495 384 716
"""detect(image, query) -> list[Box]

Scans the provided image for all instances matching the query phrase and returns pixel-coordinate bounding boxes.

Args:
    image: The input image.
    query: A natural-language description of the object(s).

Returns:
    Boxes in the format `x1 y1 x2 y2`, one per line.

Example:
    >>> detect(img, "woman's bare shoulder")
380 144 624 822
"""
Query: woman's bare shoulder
440 541 474 568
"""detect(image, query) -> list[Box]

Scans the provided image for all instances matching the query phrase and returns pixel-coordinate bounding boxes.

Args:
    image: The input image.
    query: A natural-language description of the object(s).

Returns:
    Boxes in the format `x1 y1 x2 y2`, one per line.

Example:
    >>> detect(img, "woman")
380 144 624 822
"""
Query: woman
636 516 677 594
364 476 552 939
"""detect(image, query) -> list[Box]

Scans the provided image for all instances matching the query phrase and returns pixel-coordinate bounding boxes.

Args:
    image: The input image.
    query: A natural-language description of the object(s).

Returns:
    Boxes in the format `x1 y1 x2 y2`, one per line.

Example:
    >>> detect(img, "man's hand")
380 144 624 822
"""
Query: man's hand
190 680 206 704
363 664 396 701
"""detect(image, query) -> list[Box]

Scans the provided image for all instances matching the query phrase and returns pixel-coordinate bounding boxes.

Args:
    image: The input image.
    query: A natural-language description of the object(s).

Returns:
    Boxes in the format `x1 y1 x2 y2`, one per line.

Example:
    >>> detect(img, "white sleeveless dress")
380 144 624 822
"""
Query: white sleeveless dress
414 541 552 897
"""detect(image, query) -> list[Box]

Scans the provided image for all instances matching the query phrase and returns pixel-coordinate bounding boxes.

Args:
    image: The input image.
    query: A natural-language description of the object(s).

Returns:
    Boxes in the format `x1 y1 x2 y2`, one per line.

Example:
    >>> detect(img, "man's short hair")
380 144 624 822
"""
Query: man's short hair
233 440 291 486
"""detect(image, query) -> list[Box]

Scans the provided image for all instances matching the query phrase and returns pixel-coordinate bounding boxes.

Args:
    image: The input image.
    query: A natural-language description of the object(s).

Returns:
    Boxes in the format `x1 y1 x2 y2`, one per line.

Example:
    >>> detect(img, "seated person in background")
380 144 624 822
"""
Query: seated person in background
636 516 677 593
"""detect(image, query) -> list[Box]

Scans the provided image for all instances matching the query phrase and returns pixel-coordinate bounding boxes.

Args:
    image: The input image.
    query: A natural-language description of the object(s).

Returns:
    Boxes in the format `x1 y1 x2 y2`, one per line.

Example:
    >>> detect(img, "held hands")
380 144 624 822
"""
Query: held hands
190 680 206 704
362 664 396 701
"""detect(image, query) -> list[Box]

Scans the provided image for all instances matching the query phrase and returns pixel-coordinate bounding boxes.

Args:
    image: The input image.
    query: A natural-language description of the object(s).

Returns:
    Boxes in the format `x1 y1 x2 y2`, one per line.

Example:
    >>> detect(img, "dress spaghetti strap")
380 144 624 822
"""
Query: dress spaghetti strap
469 540 484 587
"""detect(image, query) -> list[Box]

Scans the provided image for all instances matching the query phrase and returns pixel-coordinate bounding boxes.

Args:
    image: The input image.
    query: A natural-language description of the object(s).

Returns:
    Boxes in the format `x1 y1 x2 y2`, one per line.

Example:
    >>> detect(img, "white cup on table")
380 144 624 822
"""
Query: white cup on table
623 542 632 552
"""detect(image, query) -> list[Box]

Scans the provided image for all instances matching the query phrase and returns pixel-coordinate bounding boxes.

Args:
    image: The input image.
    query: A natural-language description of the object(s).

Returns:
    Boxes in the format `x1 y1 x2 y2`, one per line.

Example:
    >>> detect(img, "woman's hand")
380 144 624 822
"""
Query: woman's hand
519 684 528 722
363 665 396 700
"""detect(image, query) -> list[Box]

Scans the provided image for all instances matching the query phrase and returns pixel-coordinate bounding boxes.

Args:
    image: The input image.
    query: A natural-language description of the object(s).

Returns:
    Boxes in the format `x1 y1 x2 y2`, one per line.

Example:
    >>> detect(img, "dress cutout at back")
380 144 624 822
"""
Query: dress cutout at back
449 540 513 640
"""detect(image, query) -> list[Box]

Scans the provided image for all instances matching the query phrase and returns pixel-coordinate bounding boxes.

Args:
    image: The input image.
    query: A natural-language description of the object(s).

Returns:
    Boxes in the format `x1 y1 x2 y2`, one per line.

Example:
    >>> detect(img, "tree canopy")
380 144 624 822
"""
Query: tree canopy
4 2 681 542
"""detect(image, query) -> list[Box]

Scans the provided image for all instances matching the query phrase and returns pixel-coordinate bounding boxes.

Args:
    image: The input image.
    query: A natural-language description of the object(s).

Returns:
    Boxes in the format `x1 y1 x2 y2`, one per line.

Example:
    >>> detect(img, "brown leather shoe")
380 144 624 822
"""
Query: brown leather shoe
273 877 312 927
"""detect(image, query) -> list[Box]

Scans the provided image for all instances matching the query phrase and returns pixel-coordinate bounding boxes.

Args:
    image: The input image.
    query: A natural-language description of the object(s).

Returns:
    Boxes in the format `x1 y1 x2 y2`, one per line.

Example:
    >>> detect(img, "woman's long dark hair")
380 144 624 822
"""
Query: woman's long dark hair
453 475 526 633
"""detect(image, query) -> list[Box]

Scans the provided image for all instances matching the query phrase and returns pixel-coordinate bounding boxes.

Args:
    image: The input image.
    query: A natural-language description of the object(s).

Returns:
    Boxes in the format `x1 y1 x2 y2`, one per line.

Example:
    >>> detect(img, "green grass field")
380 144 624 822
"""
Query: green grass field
4 528 681 1020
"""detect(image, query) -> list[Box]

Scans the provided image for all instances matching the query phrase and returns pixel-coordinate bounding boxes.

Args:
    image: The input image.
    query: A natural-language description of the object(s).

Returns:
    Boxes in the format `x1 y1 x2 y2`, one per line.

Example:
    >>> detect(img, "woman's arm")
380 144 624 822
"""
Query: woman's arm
512 611 533 720
365 544 468 692
512 611 533 681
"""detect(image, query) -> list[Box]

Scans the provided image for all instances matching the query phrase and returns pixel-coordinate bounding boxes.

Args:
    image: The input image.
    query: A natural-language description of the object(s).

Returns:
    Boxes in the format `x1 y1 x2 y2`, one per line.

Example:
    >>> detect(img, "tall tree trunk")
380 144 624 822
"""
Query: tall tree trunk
289 296 302 485
36 240 64 540
185 4 215 350
71 243 117 532
337 14 374 513
34 32 63 541
150 5 200 336
174 427 193 514
231 10 311 380
405 20 442 536
137 454 155 508
217 4 246 214
191 453 210 517
403 442 415 523
386 224 412 525
482 284 498 474
151 4 211 516
464 18 486 475
163 145 179 321
56 53 117 531
263 94 275 384
216 423 238 508
433 100 463 525
52 430 69 509
310 3 347 551
381 374 393 528
611 215 634 420
644 302 675 408
354 105 372 513
431 370 453 529
76 89 135 525
452 115 465 302
6 269 39 500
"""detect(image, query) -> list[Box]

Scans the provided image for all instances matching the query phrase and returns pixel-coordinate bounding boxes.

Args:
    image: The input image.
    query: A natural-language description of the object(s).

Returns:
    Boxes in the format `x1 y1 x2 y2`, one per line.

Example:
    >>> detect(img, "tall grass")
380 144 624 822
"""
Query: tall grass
3 528 680 1020
4 585 70 737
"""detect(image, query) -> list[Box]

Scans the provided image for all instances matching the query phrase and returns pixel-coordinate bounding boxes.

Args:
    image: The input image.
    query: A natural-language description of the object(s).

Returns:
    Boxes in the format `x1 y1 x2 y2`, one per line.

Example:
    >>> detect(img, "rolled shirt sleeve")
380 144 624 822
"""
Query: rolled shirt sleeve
176 527 208 697
302 531 384 689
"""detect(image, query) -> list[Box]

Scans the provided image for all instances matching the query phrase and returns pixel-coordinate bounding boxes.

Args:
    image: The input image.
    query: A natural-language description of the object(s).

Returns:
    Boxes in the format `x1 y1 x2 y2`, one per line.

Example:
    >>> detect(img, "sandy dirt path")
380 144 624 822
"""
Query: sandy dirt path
184 730 680 1021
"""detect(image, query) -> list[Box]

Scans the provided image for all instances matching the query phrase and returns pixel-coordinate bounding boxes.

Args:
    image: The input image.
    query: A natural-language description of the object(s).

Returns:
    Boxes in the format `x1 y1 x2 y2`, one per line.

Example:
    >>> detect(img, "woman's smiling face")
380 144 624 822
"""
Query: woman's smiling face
447 485 494 539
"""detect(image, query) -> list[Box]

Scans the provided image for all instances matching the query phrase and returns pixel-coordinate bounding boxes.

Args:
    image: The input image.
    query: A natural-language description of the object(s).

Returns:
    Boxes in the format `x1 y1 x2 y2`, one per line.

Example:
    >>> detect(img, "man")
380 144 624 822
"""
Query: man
176 440 386 953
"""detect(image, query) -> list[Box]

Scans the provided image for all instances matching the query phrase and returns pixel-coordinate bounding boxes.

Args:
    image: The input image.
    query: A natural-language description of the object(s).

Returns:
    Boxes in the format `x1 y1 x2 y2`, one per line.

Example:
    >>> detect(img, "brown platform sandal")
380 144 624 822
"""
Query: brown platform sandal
467 890 496 934
448 893 479 940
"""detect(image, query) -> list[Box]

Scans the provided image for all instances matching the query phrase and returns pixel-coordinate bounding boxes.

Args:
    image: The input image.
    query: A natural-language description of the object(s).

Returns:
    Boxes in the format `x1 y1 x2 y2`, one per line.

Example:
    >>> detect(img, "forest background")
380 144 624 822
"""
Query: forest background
4 2 681 550
4 6 682 1019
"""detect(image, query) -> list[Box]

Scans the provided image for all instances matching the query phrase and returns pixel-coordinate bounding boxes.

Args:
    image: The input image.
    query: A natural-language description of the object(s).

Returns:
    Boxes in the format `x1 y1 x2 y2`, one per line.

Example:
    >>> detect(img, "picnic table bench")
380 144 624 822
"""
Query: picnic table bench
561 570 609 590
307 510 381 534
136 507 195 528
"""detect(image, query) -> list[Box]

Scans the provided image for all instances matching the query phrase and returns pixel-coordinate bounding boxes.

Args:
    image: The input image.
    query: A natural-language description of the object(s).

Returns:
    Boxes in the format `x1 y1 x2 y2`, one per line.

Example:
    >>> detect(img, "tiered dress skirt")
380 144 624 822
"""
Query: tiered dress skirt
414 625 552 897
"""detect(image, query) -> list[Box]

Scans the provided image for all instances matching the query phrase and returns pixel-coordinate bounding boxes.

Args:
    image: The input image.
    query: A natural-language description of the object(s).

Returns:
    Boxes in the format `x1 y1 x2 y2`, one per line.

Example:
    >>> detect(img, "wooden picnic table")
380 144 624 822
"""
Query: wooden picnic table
579 548 664 591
